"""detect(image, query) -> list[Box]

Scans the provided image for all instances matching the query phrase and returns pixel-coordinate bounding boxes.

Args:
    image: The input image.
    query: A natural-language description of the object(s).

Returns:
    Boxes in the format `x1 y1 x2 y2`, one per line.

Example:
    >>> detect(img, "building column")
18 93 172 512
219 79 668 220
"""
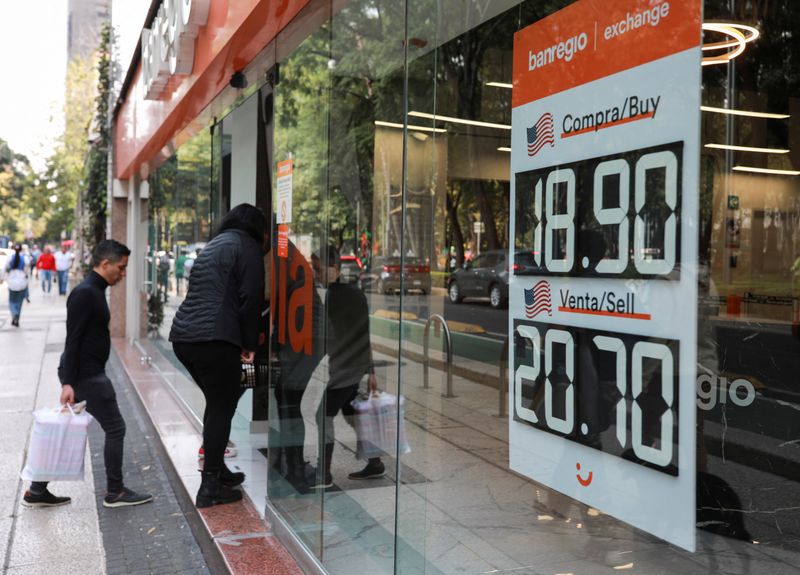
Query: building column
109 178 129 338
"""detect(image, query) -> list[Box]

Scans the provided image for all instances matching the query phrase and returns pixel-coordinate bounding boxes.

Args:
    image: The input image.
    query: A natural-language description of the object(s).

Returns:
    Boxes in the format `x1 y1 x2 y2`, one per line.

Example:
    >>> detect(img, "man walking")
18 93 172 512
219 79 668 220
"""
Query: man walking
36 246 56 294
54 245 74 295
22 240 153 508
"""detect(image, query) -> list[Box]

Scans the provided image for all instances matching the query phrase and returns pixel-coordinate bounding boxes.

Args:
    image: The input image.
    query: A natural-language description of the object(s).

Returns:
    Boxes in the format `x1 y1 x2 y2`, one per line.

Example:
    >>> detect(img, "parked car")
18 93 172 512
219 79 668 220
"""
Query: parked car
360 256 431 294
338 254 363 284
447 249 539 308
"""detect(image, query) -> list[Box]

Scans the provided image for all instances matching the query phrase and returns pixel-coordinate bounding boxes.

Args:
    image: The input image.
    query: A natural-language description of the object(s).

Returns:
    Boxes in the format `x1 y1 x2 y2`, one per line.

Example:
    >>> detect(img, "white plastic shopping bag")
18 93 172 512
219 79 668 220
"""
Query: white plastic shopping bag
351 391 411 460
20 404 93 482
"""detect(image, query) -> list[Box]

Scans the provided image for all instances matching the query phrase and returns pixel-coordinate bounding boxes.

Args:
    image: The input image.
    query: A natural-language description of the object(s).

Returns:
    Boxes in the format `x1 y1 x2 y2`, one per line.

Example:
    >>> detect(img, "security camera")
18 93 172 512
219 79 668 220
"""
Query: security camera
230 71 247 89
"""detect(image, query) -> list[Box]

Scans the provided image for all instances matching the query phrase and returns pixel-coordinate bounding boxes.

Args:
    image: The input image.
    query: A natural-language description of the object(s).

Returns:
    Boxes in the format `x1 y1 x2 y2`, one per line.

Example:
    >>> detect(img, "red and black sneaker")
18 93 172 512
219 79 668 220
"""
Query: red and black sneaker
22 489 72 508
103 487 153 508
198 446 237 459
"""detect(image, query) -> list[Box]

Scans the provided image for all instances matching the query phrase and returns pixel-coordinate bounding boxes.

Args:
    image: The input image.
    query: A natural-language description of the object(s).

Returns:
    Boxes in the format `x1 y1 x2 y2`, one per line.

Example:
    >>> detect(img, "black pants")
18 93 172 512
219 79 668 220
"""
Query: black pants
173 341 243 474
316 384 359 449
32 374 126 494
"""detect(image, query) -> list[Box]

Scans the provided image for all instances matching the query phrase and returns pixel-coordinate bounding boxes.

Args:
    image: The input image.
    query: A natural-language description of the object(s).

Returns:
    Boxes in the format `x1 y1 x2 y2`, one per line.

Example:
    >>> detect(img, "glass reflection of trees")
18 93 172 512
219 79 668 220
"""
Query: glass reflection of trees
147 130 213 334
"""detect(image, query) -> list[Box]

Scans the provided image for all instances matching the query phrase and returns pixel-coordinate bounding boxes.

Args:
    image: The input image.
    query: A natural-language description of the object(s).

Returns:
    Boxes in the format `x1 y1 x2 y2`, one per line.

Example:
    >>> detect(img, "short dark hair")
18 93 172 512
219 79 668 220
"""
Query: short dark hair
313 245 340 269
217 203 267 244
92 239 131 267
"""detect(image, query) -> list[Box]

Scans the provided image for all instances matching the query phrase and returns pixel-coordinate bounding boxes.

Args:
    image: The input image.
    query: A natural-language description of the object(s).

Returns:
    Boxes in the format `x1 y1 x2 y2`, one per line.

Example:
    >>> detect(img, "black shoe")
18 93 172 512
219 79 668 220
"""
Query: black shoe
196 471 243 508
308 466 333 490
103 487 153 508
22 489 71 508
220 465 245 487
348 460 386 480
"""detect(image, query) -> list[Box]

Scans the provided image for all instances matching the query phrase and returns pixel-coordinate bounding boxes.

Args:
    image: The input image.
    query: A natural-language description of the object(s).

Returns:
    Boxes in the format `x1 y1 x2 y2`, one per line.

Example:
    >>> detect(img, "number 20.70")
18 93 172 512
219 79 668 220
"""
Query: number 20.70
514 325 676 468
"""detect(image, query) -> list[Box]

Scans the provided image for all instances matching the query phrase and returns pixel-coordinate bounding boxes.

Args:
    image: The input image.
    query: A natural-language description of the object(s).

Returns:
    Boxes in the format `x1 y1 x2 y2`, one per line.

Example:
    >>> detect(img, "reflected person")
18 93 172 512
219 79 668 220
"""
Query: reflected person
270 237 323 494
310 245 383 490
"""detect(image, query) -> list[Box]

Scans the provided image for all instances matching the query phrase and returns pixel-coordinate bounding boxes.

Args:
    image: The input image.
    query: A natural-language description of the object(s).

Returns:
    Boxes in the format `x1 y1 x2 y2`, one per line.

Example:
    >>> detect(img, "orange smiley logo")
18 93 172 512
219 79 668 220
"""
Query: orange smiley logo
576 463 593 487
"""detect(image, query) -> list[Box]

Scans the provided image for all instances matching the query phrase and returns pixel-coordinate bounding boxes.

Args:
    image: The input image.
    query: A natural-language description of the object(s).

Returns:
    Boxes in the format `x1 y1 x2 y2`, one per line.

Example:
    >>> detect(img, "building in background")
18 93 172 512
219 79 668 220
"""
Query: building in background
67 0 110 62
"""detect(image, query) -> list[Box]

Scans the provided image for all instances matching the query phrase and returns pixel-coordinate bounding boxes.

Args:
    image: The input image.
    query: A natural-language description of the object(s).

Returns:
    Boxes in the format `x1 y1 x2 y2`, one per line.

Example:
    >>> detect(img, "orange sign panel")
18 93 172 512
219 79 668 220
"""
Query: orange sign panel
512 0 701 108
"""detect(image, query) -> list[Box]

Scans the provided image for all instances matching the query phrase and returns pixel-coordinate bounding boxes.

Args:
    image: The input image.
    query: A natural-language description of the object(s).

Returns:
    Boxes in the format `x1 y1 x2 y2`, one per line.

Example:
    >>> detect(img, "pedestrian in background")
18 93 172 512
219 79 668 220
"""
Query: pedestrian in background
175 250 187 296
5 244 28 327
30 244 41 278
36 246 56 294
54 245 74 295
170 203 266 508
22 240 153 508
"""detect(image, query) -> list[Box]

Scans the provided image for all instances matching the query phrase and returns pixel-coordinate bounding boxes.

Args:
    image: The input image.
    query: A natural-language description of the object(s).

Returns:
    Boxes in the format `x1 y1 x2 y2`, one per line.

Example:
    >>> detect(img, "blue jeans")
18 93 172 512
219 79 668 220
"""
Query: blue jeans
8 289 25 319
57 270 69 295
41 270 53 292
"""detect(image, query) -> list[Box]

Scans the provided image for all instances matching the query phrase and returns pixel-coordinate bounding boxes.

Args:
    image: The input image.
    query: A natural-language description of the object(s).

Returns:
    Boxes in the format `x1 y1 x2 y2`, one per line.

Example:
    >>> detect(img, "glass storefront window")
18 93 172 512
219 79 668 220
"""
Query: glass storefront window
134 0 800 572
264 0 800 573
145 128 213 422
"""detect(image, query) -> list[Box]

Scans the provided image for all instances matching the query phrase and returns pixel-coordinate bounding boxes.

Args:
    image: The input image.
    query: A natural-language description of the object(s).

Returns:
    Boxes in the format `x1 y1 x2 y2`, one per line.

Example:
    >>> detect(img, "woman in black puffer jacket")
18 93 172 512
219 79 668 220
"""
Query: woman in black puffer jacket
170 203 266 508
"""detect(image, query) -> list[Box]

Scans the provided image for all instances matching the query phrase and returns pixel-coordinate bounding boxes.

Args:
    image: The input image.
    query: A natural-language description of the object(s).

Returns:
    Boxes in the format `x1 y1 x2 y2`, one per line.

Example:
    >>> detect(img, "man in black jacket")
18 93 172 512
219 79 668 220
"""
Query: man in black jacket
22 240 153 508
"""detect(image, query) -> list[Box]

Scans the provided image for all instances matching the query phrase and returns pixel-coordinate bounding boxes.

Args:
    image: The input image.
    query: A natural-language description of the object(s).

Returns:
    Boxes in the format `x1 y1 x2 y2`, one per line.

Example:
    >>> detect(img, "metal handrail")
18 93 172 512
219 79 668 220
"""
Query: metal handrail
498 335 509 417
423 314 455 398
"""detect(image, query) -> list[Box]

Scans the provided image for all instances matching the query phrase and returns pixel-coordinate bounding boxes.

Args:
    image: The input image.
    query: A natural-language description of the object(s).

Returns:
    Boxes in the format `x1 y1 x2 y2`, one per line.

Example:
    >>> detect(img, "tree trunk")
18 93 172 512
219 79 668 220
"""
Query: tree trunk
471 180 500 250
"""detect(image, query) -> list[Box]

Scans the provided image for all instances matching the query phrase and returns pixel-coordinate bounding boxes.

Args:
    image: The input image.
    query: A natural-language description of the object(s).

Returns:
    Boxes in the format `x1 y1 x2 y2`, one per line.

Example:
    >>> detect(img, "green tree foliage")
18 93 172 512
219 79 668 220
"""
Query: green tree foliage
81 22 113 273
0 139 36 242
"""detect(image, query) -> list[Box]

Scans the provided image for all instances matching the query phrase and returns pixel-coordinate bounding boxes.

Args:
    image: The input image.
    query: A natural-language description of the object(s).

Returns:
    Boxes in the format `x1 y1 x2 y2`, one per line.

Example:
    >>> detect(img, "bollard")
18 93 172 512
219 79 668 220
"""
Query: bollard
423 314 455 398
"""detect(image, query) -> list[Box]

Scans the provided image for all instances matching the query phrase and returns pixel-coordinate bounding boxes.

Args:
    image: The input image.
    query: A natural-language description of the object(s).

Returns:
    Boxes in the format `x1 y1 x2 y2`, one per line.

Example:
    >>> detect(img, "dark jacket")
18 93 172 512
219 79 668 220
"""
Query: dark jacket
58 271 110 385
169 229 265 351
326 280 372 389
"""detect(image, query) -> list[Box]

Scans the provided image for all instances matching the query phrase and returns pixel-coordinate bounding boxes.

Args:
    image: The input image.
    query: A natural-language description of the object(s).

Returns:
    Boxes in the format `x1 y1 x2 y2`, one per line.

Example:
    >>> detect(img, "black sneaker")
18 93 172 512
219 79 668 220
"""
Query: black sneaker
103 487 153 508
348 460 386 480
22 489 71 508
309 471 333 490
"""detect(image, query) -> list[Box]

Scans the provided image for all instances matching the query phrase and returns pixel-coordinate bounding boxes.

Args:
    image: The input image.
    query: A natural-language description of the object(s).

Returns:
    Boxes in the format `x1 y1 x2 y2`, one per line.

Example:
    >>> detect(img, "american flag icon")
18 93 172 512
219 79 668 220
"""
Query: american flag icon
527 113 555 157
524 280 552 318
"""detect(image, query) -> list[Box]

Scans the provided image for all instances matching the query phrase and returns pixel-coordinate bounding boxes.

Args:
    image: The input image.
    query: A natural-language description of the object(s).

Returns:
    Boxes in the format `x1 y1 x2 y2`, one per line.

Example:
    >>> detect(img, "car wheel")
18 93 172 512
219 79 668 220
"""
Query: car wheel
489 284 506 309
448 281 463 303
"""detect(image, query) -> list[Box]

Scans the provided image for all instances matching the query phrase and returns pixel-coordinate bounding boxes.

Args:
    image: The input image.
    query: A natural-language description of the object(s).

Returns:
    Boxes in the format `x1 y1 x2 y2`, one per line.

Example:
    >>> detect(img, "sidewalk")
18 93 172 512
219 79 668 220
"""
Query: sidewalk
0 280 212 574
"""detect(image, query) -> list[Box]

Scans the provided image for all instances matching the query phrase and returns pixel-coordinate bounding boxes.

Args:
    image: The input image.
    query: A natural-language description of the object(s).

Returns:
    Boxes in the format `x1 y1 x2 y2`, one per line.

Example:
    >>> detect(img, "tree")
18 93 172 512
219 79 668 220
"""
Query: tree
0 139 35 242
81 22 113 273
33 53 99 246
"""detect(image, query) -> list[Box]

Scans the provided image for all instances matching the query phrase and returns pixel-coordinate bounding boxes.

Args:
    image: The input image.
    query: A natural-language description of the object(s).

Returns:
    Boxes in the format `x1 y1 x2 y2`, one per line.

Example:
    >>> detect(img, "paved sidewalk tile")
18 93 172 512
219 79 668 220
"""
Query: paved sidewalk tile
90 353 211 575
1 280 213 575
1 284 104 574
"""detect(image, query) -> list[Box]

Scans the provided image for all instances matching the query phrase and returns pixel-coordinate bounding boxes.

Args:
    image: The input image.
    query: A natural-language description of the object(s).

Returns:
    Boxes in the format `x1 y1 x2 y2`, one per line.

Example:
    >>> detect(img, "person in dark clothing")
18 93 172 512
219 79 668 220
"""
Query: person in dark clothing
170 203 266 508
309 246 383 490
23 240 153 508
268 238 324 495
